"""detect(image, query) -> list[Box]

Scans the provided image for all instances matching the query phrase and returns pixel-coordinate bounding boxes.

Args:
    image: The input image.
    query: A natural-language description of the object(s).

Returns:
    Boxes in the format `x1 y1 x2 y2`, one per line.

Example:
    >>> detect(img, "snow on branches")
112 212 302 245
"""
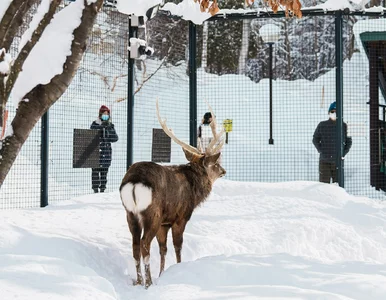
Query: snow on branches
0 49 12 76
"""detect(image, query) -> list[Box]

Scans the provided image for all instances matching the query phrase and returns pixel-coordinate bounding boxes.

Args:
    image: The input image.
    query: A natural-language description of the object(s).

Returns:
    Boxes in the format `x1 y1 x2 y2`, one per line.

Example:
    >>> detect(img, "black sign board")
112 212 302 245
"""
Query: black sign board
152 128 171 163
73 129 100 168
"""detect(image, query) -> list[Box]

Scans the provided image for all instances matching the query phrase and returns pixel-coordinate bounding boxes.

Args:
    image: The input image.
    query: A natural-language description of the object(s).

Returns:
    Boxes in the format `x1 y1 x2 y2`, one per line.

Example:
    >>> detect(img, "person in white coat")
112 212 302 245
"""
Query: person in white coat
197 112 214 154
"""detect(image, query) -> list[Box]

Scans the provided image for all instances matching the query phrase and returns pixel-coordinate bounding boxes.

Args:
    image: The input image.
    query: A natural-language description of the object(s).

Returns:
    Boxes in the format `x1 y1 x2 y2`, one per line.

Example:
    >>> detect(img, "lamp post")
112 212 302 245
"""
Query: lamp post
260 24 280 145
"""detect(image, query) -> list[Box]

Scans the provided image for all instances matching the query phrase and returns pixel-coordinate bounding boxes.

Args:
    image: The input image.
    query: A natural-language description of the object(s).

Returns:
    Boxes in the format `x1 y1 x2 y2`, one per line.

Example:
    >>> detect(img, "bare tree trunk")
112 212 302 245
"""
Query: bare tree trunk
201 21 208 71
0 0 103 187
238 19 251 74
284 20 291 79
313 1 319 77
314 16 319 76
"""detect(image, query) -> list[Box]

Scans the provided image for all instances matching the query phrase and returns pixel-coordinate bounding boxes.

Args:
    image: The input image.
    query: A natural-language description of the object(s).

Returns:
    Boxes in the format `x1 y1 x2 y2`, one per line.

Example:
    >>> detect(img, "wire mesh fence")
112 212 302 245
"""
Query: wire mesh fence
133 15 190 165
1 3 129 208
197 12 386 199
1 5 386 209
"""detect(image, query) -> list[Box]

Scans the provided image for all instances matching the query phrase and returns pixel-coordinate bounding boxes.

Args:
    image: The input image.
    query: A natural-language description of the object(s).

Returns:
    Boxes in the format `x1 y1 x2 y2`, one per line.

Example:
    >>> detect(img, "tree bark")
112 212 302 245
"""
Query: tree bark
0 0 35 51
201 21 208 71
238 19 251 74
284 20 291 79
0 0 36 126
0 0 103 187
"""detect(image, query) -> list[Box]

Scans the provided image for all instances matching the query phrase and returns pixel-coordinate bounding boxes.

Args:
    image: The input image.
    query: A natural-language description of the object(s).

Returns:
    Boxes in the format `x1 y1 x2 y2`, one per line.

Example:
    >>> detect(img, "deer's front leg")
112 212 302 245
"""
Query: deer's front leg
156 224 171 276
172 220 188 263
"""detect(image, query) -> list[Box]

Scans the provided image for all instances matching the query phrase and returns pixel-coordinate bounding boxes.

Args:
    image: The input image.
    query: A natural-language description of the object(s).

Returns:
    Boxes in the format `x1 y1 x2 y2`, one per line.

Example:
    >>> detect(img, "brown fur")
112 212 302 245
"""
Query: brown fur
120 149 225 288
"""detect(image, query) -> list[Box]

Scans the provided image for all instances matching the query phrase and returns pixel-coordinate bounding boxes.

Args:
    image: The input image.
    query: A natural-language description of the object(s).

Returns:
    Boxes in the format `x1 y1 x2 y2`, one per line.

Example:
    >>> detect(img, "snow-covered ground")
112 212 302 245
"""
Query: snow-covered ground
1 180 386 299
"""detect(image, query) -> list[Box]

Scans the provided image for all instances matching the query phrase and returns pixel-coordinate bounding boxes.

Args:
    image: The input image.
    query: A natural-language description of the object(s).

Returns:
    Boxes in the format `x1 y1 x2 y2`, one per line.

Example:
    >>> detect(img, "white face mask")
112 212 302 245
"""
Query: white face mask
329 112 336 121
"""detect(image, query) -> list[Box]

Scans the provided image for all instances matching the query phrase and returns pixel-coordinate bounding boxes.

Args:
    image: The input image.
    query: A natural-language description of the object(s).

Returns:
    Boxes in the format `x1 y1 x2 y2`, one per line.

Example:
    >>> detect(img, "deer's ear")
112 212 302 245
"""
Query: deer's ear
183 148 203 163
204 152 221 166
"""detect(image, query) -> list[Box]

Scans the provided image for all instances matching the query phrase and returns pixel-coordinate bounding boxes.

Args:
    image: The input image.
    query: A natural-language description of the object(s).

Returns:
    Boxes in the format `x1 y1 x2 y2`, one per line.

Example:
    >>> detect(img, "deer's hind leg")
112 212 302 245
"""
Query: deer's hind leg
141 213 162 288
127 212 143 285
156 224 171 276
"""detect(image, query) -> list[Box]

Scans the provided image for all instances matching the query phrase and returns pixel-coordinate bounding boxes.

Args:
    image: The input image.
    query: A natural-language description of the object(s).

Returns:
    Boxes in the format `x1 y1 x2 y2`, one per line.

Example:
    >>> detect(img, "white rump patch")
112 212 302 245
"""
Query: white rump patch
120 183 152 214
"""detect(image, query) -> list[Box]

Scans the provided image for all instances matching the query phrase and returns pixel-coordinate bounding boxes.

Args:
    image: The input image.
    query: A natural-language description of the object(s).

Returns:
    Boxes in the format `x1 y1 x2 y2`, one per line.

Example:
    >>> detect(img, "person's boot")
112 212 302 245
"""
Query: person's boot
93 188 98 193
100 189 105 193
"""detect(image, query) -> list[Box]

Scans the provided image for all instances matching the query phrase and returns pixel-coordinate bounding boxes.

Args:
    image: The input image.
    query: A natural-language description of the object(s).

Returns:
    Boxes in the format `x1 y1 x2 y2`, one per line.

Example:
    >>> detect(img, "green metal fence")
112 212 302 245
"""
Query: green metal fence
1 5 386 209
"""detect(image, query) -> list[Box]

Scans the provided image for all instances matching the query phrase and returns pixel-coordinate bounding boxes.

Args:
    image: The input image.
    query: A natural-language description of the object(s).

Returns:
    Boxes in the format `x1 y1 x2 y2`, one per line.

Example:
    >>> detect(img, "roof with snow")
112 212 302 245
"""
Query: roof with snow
116 0 386 24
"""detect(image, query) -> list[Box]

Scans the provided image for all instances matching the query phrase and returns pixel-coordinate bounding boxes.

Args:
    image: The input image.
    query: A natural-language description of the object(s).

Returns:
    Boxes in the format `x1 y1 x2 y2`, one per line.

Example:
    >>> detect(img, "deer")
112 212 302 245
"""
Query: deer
120 100 226 288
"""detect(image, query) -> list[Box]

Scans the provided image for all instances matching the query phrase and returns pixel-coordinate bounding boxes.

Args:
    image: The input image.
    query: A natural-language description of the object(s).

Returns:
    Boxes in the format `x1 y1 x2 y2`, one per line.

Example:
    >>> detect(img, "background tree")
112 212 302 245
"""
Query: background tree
0 0 103 187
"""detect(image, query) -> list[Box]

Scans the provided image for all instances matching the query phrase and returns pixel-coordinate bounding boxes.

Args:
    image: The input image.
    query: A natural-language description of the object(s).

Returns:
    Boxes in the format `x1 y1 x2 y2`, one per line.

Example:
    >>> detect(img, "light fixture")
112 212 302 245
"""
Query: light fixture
259 24 280 44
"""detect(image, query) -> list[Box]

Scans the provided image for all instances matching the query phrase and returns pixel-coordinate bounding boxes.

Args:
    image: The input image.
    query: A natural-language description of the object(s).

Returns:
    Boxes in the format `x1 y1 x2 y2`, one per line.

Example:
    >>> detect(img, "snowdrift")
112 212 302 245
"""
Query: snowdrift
1 180 386 299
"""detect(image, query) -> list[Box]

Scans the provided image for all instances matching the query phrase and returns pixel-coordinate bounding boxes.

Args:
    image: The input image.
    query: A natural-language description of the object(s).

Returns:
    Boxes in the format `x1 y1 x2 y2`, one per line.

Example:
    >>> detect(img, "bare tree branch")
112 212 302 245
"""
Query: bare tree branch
88 70 111 89
111 74 127 92
134 58 165 95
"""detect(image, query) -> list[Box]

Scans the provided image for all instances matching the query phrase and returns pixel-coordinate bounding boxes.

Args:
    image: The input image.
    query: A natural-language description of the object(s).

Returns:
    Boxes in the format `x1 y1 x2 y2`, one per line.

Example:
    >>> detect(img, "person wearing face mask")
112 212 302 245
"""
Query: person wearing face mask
312 101 352 183
90 105 118 193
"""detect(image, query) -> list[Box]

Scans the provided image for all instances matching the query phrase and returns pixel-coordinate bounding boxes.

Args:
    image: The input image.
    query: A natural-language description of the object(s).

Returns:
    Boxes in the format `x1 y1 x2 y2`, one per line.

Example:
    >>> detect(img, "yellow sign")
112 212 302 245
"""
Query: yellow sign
223 119 233 133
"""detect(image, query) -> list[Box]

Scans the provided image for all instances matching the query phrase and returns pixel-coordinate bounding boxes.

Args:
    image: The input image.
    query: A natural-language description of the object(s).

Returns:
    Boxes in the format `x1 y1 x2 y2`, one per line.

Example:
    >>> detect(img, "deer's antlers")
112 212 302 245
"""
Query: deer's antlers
156 99 224 157
156 99 202 156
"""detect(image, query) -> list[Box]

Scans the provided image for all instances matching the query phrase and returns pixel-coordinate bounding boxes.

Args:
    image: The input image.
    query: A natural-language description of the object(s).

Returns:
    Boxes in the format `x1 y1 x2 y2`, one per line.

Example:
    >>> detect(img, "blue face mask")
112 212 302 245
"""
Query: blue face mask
101 115 109 121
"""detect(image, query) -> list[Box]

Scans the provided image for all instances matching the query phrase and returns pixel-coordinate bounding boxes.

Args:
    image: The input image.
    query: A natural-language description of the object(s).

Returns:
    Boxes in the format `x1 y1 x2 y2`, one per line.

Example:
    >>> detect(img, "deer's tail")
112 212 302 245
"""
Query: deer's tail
120 182 152 214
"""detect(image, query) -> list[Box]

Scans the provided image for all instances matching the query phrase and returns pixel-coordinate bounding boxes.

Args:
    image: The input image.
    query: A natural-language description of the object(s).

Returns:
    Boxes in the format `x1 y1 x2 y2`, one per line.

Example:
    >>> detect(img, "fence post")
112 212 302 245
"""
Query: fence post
127 16 136 170
41 111 49 207
369 43 380 189
189 21 197 147
335 10 344 187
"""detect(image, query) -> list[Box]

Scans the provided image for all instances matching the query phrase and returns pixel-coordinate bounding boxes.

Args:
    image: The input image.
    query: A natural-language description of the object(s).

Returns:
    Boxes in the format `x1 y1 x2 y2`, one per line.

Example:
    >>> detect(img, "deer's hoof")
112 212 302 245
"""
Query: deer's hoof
133 277 143 286
145 279 153 289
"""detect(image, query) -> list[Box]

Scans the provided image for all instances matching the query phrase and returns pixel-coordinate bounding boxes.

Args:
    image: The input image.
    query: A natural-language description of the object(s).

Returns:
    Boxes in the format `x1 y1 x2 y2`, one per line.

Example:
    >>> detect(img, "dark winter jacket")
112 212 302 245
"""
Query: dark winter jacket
90 119 118 168
313 119 352 163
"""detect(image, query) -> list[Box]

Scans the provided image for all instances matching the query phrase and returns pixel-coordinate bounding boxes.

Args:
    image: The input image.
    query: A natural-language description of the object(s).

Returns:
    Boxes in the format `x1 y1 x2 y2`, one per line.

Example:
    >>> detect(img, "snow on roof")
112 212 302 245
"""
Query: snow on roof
116 0 163 19
117 0 385 25
310 0 368 11
309 0 386 12
162 0 211 24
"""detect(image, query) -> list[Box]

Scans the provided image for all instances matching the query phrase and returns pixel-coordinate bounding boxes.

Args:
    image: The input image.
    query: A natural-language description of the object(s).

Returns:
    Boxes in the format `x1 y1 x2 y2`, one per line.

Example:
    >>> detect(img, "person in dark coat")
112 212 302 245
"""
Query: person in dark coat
90 105 118 193
313 101 352 183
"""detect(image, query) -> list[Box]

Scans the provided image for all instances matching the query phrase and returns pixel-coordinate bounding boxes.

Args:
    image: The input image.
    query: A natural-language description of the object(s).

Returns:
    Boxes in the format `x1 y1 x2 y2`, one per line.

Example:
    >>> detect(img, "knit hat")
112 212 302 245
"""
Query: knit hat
99 105 110 115
328 102 336 113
